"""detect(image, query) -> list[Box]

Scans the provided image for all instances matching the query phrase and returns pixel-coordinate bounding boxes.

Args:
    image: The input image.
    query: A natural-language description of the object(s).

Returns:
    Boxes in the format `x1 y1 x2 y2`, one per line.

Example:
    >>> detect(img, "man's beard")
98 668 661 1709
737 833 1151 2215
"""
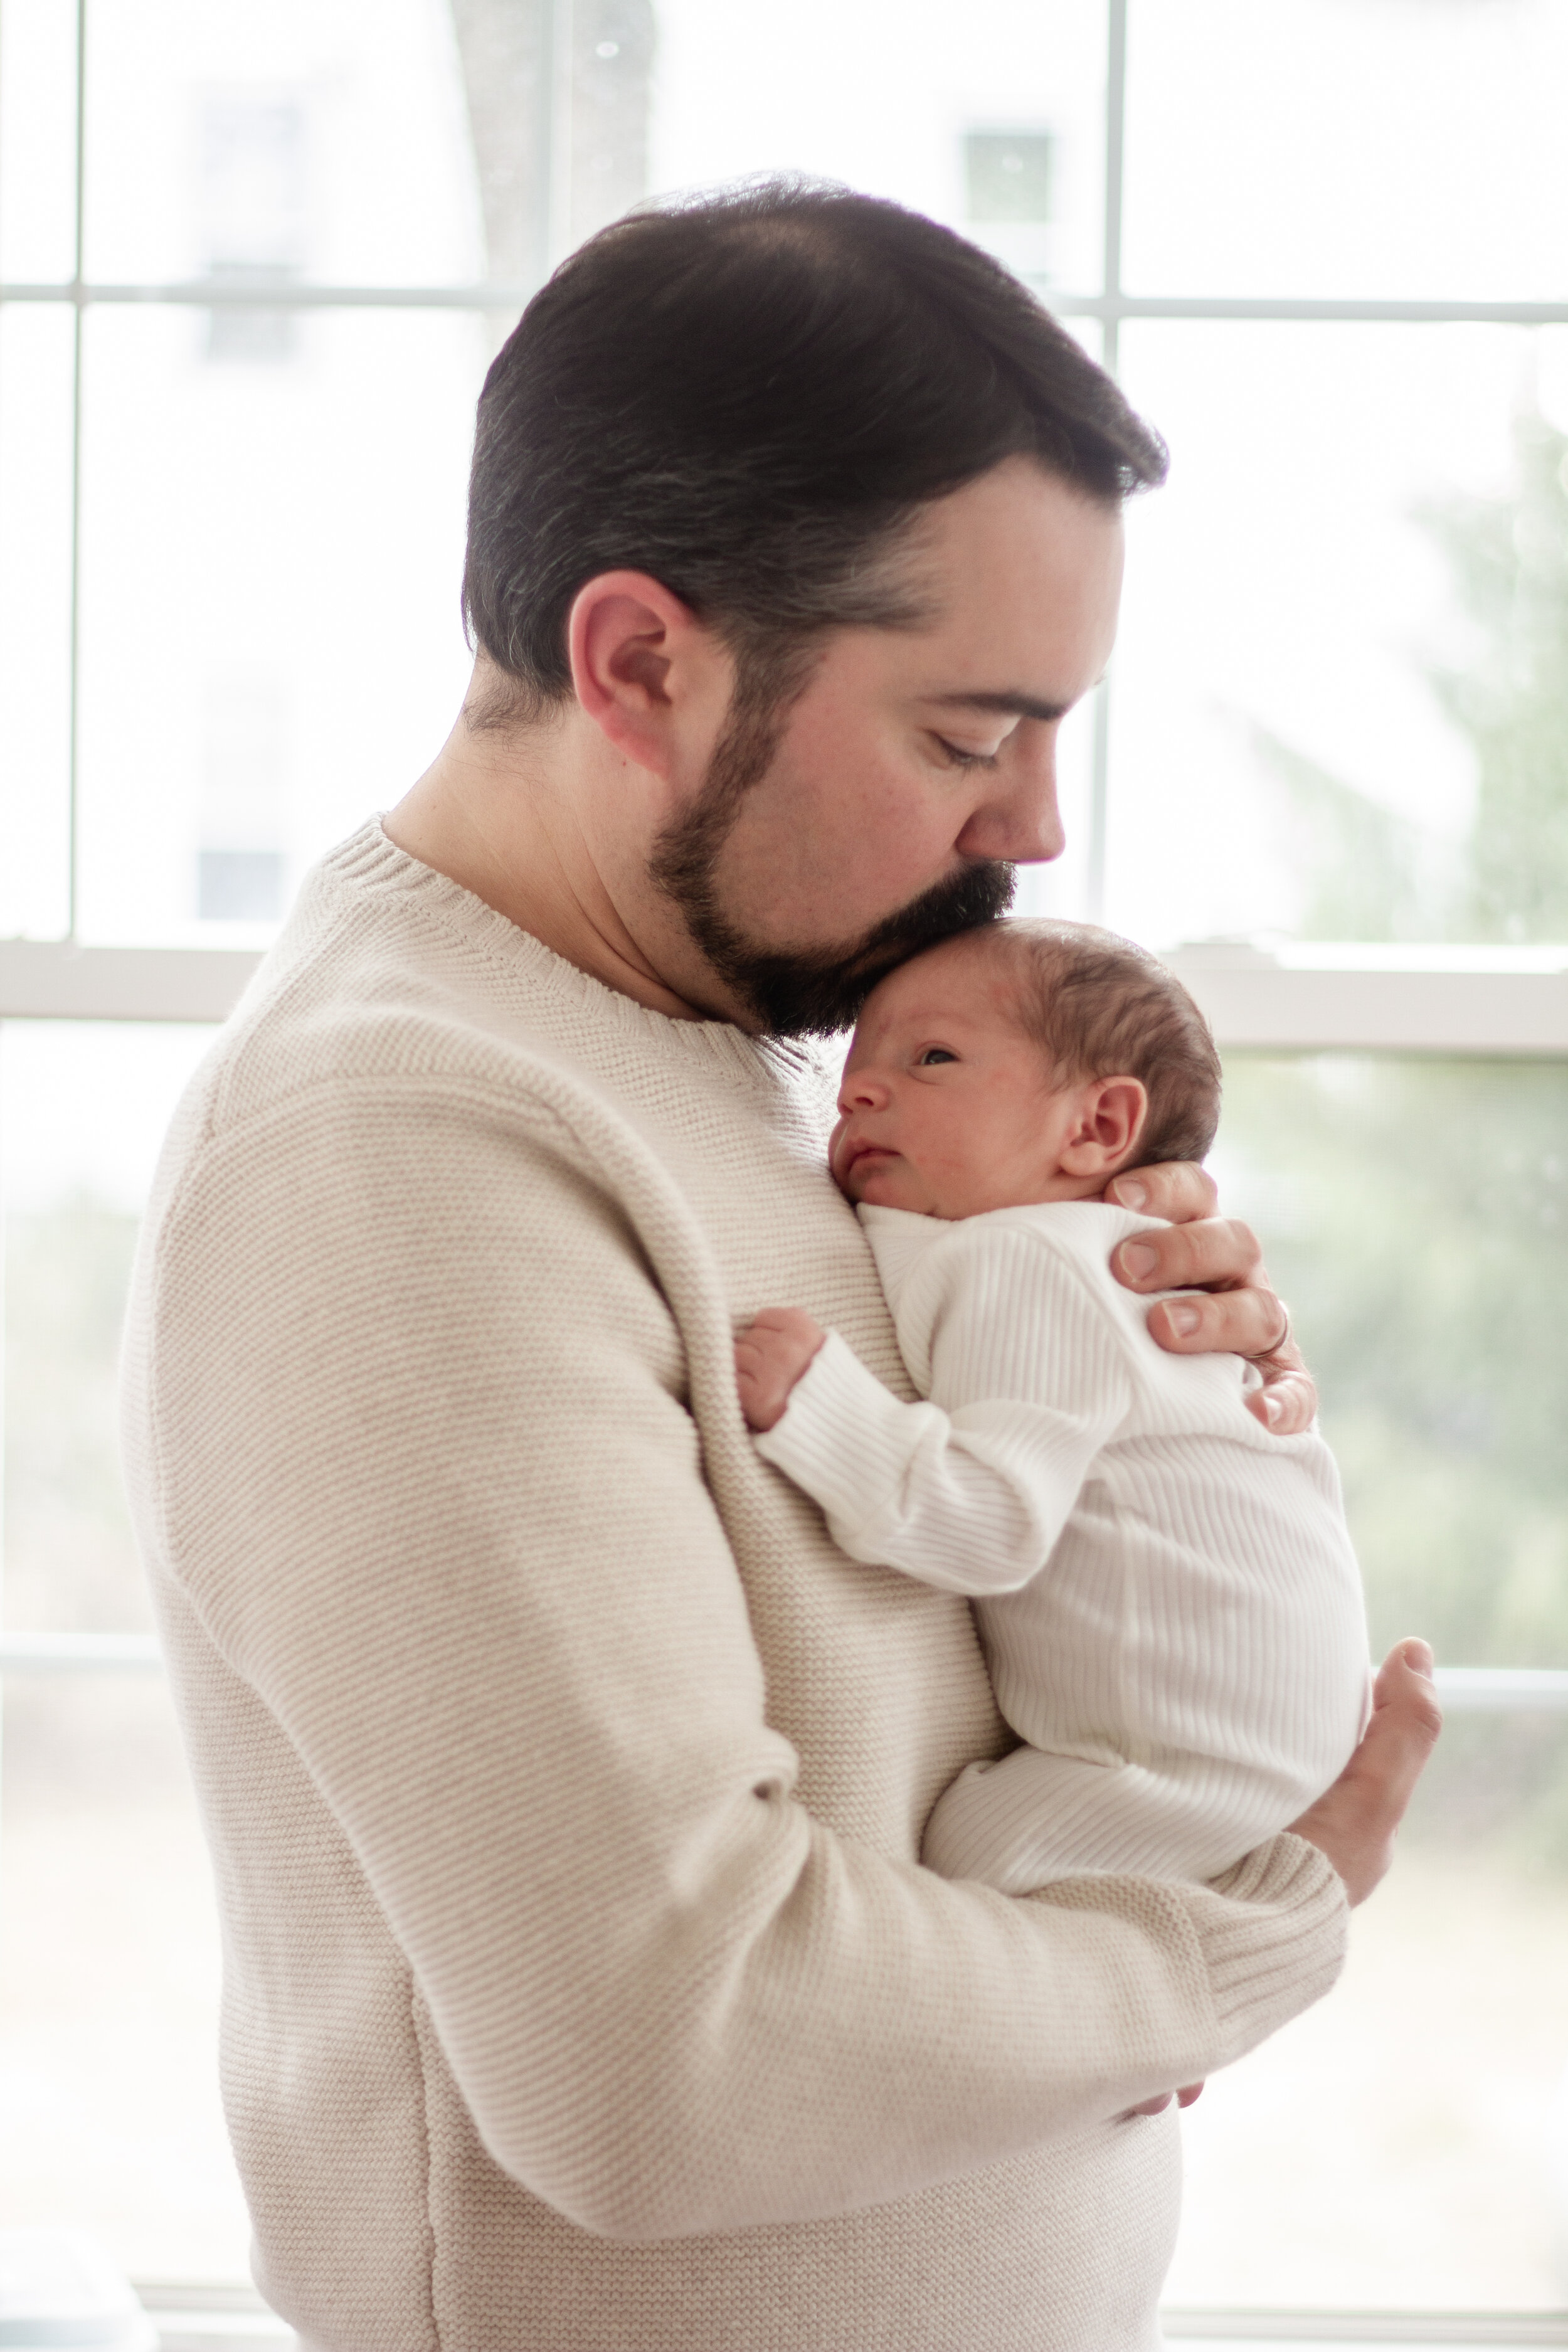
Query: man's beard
649 670 1015 1037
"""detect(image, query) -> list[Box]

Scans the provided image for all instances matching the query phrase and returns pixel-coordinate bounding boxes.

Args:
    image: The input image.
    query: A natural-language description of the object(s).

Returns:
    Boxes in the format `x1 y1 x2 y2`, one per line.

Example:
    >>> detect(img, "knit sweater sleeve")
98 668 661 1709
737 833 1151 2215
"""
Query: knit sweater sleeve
134 1067 1347 2242
755 1227 1133 1594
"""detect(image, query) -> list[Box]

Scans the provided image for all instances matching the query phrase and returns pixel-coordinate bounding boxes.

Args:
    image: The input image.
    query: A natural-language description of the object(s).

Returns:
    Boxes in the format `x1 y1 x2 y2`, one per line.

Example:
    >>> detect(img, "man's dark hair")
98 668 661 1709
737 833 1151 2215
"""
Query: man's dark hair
977 919 1222 1168
463 177 1167 714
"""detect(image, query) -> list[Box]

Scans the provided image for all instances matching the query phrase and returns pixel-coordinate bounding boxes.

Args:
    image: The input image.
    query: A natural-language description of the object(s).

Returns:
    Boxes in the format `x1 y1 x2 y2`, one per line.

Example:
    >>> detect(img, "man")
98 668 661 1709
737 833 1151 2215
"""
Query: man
123 183 1438 2352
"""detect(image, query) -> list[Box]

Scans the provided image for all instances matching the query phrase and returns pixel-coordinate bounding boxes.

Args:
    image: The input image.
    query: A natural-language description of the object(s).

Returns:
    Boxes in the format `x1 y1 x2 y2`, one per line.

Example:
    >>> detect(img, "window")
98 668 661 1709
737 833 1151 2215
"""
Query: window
964 129 1053 224
3 2 1567 2336
963 129 1056 280
198 95 308 363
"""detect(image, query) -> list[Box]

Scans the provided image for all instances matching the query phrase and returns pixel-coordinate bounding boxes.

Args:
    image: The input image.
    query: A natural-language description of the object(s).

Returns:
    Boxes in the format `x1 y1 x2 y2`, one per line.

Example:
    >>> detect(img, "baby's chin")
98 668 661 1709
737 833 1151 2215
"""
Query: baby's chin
847 1160 1052 1221
844 1161 940 1216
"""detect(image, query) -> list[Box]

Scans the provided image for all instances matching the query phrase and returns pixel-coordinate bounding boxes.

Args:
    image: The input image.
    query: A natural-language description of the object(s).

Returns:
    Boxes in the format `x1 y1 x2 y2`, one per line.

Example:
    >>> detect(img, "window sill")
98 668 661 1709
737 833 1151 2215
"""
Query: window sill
131 2287 1568 2351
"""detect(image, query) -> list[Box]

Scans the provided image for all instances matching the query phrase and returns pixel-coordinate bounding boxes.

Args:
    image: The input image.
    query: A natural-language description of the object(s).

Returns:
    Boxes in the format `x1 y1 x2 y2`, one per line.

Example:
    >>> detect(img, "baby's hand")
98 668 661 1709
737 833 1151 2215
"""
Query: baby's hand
735 1308 827 1432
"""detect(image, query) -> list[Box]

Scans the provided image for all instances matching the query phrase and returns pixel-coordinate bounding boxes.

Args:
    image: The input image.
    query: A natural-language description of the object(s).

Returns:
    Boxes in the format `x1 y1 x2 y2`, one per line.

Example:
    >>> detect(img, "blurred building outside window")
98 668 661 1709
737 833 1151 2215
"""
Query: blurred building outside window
198 94 307 364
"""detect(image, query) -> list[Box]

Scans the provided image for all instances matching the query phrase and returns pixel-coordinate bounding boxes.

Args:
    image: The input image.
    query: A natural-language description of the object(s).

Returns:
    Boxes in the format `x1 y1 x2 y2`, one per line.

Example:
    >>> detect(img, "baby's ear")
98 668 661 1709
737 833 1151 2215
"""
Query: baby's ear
1059 1075 1148 1175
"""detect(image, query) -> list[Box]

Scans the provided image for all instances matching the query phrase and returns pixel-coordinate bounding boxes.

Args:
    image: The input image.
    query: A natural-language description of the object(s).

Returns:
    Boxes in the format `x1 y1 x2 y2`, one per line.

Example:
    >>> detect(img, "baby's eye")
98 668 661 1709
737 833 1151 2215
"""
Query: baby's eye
915 1047 958 1066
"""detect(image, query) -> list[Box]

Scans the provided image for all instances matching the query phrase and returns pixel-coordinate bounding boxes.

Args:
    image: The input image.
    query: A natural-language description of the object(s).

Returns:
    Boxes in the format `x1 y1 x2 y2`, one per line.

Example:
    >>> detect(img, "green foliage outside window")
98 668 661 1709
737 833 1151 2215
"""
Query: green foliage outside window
1231 394 1568 1862
1425 410 1568 941
1261 403 1568 943
1219 1060 1568 1866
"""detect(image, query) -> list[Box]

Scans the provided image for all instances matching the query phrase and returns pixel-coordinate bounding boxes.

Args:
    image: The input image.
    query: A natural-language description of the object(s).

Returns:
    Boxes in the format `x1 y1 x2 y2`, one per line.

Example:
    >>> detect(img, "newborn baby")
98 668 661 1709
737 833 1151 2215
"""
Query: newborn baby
736 919 1370 1890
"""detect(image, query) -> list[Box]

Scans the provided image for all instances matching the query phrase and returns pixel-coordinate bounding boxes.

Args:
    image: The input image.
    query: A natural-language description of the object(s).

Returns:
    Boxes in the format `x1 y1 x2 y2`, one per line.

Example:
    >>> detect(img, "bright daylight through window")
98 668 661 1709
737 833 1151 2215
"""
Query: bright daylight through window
2 0 1567 2339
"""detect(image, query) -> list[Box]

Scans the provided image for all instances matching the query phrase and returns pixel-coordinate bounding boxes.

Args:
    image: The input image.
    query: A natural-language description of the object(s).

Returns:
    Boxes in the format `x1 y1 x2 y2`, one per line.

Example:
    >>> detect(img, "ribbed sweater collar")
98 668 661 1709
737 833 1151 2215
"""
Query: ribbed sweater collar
319 818 837 1100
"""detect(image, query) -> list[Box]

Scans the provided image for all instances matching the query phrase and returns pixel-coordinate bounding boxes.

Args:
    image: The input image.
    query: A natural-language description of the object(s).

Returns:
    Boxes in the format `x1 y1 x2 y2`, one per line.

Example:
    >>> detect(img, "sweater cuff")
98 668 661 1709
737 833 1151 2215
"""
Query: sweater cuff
1030 1831 1347 2080
754 1330 940 1554
1189 1833 1349 2057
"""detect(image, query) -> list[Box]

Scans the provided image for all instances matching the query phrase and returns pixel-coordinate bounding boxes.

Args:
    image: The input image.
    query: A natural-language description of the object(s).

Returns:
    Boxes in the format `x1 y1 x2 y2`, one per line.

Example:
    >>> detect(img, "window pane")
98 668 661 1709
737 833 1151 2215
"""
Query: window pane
649 0 1106 296
1012 317 1103 926
1171 1838 1568 2307
1219 1056 1567 1680
1108 320 1568 950
1 1023 218 1634
1011 684 1098 926
0 304 74 940
1170 1052 1568 2309
1 1020 248 2281
1123 0 1568 301
0 0 79 283
75 305 482 946
0 1673 250 2280
83 0 485 289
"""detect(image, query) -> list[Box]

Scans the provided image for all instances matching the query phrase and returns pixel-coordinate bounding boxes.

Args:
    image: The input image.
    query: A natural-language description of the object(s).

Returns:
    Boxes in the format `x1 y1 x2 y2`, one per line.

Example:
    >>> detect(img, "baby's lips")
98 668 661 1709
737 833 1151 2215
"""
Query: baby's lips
831 1132 884 1195
840 1145 906 1205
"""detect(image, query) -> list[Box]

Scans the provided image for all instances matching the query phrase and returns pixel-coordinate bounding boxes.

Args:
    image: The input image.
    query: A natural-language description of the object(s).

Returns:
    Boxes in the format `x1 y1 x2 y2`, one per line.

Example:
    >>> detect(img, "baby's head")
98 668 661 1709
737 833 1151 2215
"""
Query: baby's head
829 919 1221 1219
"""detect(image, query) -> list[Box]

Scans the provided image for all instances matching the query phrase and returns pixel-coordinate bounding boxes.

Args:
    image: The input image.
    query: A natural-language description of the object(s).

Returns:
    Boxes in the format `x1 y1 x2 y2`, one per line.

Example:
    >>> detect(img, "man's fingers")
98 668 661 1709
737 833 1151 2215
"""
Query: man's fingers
1379 1634 1436 1690
1121 1231 1315 1426
1110 1186 1316 1429
1106 1161 1220 1224
1113 1216 1264 1298
1241 1365 1318 1436
1288 1638 1441 1904
1366 1638 1443 1788
1143 1279 1285 1360
1335 1638 1442 1845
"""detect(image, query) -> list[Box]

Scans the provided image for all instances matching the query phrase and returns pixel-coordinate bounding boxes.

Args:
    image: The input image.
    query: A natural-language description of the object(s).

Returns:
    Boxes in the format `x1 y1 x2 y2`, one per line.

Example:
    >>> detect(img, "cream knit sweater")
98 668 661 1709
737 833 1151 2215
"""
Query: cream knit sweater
121 822 1348 2352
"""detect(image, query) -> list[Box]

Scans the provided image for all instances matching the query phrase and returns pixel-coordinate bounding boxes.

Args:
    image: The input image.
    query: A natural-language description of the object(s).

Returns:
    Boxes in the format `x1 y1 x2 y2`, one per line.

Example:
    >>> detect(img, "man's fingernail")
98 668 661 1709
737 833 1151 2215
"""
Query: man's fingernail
1166 1302 1200 1337
1263 1391 1283 1426
1116 1179 1148 1212
1120 1242 1158 1281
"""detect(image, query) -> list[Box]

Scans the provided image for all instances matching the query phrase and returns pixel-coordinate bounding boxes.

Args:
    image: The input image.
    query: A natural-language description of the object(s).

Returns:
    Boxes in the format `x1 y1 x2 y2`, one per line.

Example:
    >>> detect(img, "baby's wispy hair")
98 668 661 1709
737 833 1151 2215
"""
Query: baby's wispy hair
968 918 1222 1168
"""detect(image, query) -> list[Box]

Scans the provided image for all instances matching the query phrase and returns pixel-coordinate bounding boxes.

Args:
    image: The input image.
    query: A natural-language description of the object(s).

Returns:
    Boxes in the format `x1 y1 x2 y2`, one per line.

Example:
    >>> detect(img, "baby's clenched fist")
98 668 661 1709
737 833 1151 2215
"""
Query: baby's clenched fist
735 1307 827 1433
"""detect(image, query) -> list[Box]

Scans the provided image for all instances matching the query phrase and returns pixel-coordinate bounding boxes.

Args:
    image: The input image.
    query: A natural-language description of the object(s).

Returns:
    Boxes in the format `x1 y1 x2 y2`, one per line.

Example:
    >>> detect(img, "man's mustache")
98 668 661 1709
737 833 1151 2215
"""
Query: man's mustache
720 857 1017 1037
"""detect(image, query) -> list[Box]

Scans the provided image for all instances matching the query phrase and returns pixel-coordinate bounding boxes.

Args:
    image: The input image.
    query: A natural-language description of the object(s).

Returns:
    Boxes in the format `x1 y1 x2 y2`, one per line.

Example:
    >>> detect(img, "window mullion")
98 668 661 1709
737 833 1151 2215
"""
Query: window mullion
1086 0 1128 921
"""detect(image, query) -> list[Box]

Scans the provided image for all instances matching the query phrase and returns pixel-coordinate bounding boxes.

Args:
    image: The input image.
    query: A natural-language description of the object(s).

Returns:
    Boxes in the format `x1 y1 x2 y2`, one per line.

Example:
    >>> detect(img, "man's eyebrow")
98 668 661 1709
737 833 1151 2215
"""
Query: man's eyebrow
928 689 1073 724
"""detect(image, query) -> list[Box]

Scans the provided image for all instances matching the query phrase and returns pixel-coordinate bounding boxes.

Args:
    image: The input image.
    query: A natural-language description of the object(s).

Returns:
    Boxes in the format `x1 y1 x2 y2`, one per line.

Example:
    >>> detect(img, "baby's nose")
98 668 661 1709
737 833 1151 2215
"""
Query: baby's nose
838 1067 891 1113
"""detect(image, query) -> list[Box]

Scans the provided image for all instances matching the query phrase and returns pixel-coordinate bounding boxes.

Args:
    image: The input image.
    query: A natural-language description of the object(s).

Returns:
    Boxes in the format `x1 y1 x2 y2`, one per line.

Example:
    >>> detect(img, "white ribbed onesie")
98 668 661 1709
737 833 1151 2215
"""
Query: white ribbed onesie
756 1198 1371 1890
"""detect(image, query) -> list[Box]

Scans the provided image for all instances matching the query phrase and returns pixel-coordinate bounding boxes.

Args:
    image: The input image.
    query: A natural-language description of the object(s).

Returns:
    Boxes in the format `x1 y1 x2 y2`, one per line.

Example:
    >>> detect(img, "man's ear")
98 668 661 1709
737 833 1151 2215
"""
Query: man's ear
566 570 731 780
1059 1074 1148 1175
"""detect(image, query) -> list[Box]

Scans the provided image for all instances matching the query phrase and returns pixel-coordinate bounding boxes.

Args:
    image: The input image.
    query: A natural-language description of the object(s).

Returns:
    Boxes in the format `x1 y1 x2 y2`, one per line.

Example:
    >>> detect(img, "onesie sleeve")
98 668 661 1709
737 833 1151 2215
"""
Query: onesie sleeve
755 1226 1135 1596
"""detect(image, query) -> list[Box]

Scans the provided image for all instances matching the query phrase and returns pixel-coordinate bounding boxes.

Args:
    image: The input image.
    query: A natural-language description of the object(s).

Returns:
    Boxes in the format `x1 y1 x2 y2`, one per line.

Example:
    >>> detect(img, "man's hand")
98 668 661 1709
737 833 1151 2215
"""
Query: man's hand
736 1307 827 1432
1105 1162 1314 1435
1288 1639 1442 1904
1116 1643 1439 2120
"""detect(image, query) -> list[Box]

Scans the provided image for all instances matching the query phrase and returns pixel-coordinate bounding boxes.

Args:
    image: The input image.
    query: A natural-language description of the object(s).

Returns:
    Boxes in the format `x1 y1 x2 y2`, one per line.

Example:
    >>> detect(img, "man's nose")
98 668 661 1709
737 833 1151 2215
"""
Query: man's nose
953 728 1067 865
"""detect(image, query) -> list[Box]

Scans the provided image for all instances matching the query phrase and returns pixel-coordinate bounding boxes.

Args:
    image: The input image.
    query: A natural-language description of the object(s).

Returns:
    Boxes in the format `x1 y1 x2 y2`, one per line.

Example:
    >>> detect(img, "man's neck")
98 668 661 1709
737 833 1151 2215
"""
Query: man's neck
384 702 714 1025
